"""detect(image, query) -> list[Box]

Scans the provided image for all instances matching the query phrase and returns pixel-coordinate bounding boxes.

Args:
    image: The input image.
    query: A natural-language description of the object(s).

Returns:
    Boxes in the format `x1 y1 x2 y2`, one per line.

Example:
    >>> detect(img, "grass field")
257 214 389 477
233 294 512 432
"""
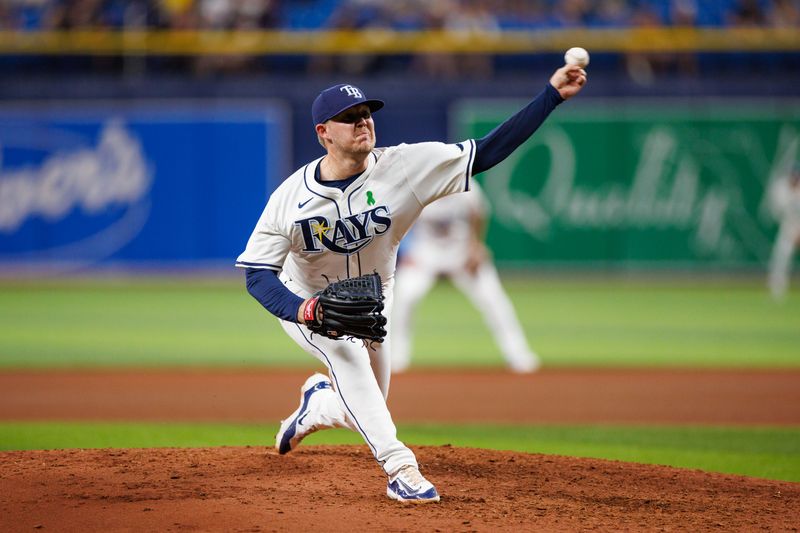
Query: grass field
1 275 799 483
0 276 798 369
2 422 799 482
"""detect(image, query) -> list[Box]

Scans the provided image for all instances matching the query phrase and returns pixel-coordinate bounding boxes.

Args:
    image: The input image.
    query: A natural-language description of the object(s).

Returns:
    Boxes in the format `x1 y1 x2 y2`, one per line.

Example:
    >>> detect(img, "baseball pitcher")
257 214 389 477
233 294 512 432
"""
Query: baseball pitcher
236 64 586 503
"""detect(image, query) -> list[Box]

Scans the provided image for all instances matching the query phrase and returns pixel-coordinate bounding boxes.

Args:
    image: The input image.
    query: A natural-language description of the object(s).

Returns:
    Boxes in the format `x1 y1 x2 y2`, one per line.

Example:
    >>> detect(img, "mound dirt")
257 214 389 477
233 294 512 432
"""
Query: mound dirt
1 445 799 532
2 369 800 531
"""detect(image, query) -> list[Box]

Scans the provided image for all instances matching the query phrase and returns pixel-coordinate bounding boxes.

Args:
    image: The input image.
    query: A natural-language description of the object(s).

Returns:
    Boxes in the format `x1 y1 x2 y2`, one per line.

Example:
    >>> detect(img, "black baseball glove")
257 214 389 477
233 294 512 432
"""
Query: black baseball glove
303 273 387 343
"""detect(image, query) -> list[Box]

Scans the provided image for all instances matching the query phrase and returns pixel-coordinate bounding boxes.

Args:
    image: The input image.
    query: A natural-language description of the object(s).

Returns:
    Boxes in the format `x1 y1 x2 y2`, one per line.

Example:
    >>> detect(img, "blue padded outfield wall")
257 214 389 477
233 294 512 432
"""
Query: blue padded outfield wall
0 101 290 271
0 88 797 272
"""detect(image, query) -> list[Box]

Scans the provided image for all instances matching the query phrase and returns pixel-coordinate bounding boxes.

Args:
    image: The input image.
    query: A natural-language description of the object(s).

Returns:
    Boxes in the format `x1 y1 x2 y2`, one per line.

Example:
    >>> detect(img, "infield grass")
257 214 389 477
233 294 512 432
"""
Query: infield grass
1 422 798 483
0 276 798 368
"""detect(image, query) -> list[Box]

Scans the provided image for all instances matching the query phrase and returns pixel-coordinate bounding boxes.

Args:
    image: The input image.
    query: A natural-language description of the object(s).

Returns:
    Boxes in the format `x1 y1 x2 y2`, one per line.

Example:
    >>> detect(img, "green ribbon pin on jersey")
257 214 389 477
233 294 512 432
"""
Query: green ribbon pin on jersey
366 191 376 206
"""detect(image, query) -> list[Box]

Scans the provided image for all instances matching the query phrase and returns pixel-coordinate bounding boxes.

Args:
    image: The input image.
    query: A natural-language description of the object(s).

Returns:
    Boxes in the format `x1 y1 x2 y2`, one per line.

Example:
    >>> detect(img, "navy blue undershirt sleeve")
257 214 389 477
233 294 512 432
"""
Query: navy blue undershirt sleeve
472 83 564 175
245 268 305 323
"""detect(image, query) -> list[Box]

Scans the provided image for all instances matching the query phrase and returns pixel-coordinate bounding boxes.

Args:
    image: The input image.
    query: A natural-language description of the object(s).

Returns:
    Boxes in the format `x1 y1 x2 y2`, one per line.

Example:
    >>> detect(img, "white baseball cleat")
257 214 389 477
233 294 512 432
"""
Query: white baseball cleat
386 465 440 503
275 373 332 455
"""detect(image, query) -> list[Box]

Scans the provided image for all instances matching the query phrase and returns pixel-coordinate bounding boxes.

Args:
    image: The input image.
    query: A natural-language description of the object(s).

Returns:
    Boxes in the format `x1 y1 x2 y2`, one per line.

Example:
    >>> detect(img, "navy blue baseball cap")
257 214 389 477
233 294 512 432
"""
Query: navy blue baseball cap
312 84 384 125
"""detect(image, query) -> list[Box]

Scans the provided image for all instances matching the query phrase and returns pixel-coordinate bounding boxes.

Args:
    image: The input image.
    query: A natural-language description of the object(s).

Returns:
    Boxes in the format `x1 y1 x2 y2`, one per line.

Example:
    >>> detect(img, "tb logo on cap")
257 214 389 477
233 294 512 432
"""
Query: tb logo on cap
340 85 363 98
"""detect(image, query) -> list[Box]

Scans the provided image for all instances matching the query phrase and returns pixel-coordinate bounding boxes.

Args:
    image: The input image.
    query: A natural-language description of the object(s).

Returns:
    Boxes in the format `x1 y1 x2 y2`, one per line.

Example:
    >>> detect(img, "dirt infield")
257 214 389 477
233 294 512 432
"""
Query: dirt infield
1 368 799 531
3 368 799 424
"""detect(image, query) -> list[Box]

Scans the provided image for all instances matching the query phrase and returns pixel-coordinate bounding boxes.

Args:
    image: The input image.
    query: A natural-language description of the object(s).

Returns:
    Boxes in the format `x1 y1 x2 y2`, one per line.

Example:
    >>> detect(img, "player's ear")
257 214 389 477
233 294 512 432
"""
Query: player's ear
315 123 329 147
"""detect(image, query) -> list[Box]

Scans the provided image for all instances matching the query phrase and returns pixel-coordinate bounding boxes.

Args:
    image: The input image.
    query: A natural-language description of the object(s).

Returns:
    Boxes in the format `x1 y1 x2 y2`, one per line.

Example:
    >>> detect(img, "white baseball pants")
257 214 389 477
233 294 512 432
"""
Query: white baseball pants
279 297 417 477
768 221 799 300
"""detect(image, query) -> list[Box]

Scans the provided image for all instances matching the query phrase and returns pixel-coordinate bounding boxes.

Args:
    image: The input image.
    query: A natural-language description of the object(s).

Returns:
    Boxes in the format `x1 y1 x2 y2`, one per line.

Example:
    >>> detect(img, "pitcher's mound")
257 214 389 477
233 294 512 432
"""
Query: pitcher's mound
2 445 798 532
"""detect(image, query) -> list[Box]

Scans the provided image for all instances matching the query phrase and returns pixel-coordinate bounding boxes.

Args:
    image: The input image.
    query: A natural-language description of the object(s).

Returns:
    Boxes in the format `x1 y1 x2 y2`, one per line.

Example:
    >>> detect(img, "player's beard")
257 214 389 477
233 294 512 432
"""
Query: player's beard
333 137 373 158
326 121 375 158
351 127 375 154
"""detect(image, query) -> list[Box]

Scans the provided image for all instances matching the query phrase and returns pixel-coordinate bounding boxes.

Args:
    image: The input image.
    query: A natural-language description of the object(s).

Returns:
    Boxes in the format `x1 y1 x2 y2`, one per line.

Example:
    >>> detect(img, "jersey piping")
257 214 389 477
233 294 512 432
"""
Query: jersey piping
235 260 282 270
302 161 352 276
346 183 366 277
464 139 476 191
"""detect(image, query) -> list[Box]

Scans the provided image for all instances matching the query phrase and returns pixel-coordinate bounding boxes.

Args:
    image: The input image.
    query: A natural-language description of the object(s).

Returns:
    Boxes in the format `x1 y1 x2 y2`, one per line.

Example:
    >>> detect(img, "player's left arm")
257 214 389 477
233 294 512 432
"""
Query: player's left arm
471 64 587 175
246 268 306 322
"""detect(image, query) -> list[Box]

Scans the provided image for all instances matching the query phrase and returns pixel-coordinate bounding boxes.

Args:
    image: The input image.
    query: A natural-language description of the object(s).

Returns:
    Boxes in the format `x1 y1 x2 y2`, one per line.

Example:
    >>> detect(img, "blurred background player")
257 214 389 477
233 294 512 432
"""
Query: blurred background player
768 163 800 300
391 181 541 373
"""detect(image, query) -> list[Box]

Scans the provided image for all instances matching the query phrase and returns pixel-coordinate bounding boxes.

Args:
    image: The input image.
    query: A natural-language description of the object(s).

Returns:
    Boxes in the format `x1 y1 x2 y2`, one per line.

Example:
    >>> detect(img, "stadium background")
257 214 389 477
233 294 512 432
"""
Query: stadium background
0 0 799 529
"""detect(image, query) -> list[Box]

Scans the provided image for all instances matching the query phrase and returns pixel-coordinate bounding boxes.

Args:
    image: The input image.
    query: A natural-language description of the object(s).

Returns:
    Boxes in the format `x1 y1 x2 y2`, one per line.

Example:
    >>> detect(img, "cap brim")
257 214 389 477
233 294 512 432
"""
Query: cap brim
322 99 384 124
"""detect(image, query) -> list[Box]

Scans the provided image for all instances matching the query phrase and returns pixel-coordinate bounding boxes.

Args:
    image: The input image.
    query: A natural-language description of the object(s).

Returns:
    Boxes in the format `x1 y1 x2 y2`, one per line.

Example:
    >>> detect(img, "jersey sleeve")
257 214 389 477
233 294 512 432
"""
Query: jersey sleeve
399 140 476 207
235 196 291 271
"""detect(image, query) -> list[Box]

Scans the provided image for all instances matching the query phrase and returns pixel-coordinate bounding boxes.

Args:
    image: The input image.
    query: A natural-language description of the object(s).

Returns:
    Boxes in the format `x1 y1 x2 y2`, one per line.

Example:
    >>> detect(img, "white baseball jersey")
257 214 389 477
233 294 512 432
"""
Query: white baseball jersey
406 181 489 272
236 140 477 296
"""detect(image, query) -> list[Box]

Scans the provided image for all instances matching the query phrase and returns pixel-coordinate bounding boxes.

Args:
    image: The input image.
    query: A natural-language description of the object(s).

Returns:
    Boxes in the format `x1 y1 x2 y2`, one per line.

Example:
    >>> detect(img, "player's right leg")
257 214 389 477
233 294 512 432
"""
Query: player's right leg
274 372 337 454
277 319 438 501
390 261 438 373
452 262 541 373
278 320 420 476
768 225 796 300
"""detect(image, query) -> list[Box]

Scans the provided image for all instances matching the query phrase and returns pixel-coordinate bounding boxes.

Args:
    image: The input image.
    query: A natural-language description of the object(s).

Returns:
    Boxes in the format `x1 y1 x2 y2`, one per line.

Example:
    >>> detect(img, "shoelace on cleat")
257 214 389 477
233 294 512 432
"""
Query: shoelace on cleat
396 466 426 488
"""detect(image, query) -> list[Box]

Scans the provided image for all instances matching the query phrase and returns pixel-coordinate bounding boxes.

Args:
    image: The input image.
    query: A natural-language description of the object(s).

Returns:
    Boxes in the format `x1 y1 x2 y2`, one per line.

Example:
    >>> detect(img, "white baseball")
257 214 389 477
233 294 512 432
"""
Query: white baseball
564 47 590 67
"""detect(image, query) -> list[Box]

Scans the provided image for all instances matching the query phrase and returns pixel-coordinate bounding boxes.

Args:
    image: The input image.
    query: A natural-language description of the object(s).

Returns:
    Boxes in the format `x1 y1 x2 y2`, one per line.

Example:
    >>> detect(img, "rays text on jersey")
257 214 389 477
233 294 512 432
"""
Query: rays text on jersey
295 206 391 255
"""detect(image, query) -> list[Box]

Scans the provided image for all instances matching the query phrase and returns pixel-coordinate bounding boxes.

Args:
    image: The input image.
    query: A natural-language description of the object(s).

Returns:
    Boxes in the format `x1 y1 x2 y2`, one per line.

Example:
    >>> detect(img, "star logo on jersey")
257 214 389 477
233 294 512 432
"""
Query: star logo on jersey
295 206 392 255
311 220 331 240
